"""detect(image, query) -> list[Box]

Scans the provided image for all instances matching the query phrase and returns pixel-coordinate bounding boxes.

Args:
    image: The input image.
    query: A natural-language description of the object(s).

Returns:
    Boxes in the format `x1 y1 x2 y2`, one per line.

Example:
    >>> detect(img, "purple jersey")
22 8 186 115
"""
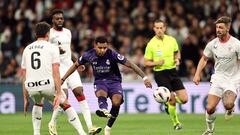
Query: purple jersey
78 49 127 82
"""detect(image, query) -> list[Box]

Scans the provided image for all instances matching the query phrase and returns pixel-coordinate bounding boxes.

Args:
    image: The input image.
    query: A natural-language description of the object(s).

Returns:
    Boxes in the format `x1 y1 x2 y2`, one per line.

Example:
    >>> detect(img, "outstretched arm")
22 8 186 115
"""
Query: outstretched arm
193 55 208 85
61 61 80 83
123 60 152 88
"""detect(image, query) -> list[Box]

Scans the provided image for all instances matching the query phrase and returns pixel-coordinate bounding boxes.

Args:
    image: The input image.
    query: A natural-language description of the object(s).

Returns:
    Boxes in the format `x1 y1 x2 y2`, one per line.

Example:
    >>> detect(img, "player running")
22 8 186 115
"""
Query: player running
21 22 86 135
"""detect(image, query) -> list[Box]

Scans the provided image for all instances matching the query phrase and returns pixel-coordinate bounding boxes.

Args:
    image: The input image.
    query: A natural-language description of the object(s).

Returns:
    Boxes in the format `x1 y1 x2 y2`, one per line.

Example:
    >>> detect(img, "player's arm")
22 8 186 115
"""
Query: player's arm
193 55 208 85
61 61 80 83
144 58 164 67
174 51 181 66
52 63 61 109
21 69 29 116
123 60 152 88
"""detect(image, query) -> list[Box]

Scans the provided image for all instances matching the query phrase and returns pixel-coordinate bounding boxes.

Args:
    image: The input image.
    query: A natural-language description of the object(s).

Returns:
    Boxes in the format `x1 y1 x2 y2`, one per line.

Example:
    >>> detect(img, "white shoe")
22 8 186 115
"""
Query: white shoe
225 110 234 120
202 130 214 135
96 109 112 118
104 126 111 135
89 126 102 135
48 123 58 135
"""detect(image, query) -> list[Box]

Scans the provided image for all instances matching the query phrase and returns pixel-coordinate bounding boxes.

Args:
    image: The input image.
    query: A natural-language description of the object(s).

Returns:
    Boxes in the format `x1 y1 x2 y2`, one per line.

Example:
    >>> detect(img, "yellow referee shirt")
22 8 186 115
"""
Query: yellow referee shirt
144 35 179 71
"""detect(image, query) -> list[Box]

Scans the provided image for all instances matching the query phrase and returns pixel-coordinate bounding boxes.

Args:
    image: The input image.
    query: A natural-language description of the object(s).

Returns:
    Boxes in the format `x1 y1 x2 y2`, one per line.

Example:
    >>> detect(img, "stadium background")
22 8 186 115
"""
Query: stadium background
1 0 240 113
0 0 240 135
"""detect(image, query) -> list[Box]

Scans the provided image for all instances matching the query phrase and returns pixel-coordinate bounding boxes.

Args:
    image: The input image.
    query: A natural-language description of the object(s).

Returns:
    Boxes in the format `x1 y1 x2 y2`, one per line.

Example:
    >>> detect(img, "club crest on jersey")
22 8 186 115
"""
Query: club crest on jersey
117 54 124 60
93 61 97 65
213 44 217 49
106 59 110 65
228 46 233 52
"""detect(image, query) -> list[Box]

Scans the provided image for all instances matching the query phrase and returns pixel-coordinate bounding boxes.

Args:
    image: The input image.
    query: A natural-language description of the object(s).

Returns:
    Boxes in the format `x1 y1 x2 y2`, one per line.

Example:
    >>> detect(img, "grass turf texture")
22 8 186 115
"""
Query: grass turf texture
0 113 239 135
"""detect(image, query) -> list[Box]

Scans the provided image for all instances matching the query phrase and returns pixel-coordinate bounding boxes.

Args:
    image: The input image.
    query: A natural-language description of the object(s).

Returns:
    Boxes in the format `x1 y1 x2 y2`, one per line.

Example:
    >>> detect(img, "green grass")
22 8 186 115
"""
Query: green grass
0 113 239 135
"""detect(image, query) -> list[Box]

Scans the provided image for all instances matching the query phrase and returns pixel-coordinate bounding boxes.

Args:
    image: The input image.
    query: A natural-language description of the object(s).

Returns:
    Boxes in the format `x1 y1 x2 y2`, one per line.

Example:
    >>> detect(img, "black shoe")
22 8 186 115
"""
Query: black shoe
174 123 182 130
96 109 112 118
164 103 169 115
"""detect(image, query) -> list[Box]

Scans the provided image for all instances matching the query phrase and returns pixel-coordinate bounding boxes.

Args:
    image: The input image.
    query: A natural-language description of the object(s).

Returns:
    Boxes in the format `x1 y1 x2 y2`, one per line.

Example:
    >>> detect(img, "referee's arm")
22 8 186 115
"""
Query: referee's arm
144 58 164 67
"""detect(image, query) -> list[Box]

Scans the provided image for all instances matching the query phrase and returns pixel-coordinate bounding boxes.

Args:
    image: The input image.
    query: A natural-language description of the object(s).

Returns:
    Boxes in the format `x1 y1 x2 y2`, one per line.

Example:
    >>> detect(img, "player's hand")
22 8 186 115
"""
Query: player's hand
193 74 201 85
174 59 180 66
59 47 66 54
61 78 64 85
79 65 86 71
156 60 164 66
24 98 29 117
53 93 61 110
144 79 152 88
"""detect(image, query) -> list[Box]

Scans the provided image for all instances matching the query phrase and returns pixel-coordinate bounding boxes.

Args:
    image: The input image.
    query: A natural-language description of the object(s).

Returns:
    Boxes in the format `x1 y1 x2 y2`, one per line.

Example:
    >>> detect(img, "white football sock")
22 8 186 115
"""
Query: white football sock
32 105 42 135
205 112 216 131
65 107 86 135
49 106 62 125
79 100 93 129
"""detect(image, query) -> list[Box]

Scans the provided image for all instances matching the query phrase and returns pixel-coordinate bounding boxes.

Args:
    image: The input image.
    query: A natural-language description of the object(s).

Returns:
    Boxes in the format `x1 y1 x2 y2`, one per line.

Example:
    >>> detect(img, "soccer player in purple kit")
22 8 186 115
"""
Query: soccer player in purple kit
61 36 152 135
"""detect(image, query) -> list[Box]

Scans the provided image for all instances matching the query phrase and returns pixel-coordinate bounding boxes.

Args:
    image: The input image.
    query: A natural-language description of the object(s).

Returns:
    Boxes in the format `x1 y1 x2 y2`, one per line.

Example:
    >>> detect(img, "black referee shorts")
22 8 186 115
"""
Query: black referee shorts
153 68 185 92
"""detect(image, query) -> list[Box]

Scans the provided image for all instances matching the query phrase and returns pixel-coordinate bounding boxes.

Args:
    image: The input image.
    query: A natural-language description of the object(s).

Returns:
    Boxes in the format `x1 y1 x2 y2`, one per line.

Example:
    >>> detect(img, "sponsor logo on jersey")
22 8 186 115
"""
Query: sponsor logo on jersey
117 54 124 60
27 79 50 87
106 59 110 65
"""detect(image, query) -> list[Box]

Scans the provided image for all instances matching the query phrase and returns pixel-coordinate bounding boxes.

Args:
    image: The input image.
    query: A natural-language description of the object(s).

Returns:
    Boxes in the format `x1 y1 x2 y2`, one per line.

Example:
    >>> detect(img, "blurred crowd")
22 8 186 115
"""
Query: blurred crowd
1 0 240 83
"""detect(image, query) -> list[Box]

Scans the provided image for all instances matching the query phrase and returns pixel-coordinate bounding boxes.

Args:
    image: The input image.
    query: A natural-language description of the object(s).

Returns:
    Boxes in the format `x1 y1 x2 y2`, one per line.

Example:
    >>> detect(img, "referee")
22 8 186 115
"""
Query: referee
144 19 188 130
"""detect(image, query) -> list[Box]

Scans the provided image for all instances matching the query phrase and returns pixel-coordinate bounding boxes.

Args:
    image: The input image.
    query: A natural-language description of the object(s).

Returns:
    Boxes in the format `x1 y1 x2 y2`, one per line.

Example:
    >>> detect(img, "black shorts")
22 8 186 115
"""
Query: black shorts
153 68 185 92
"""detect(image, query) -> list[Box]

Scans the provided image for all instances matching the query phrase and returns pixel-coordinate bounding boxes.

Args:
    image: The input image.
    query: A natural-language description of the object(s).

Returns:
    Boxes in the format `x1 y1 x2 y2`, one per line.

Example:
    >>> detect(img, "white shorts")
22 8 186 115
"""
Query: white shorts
60 66 82 90
209 74 240 97
27 88 66 104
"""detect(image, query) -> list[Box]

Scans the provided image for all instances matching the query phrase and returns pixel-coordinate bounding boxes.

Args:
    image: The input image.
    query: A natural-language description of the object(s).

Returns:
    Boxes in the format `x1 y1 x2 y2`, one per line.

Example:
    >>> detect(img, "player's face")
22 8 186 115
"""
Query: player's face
95 42 108 56
216 23 229 39
153 22 166 39
52 13 64 30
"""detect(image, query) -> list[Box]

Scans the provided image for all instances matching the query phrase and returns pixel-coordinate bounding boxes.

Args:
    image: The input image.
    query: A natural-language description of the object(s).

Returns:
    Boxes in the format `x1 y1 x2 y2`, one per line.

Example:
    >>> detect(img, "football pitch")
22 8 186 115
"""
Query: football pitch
0 113 239 135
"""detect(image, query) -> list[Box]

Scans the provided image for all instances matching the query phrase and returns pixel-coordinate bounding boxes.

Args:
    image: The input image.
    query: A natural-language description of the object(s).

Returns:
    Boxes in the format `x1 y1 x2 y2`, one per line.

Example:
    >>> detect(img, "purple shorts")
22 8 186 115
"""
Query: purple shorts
94 80 123 98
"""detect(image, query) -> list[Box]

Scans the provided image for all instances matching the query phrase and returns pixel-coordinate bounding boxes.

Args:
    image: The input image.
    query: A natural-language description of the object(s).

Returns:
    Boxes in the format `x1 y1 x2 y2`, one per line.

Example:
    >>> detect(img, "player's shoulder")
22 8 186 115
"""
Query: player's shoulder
206 37 218 46
230 36 240 43
164 34 176 40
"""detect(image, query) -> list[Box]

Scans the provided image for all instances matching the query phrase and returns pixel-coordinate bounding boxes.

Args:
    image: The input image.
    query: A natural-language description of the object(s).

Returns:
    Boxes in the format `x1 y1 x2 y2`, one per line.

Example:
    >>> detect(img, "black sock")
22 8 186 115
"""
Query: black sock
98 96 108 109
107 105 120 127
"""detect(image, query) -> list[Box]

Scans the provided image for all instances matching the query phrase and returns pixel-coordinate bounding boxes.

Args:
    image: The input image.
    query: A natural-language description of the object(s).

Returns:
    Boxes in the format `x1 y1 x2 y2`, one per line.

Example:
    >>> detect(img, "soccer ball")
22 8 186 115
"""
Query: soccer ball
153 86 171 103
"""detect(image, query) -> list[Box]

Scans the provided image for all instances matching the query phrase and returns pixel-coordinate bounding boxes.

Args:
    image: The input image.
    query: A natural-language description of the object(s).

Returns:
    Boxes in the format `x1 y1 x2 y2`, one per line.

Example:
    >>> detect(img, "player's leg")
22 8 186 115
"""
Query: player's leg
48 83 68 133
223 89 237 120
202 94 221 135
29 91 44 135
46 90 87 135
72 86 102 135
67 71 101 134
104 93 122 135
104 81 124 135
95 81 112 118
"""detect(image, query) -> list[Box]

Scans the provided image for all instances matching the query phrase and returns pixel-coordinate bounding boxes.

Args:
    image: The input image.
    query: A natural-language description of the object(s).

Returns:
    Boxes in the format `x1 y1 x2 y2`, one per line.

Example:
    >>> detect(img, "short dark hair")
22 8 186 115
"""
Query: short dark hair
51 9 64 18
215 16 232 24
35 22 50 38
95 36 108 44
154 19 165 24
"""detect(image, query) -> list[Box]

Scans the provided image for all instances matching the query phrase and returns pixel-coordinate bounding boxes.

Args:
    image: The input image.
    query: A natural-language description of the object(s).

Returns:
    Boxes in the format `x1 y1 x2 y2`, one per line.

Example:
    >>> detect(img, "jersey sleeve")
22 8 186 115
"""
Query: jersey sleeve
78 53 88 65
21 49 26 69
112 50 127 64
51 45 60 64
235 40 240 60
144 43 153 60
203 42 213 58
173 37 179 52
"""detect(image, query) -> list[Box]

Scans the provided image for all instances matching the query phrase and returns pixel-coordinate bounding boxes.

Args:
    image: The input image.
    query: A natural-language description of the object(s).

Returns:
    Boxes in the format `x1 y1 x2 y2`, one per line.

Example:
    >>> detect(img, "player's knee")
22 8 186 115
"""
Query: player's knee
224 102 234 110
112 101 121 106
206 107 215 114
72 87 84 97
180 97 188 104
